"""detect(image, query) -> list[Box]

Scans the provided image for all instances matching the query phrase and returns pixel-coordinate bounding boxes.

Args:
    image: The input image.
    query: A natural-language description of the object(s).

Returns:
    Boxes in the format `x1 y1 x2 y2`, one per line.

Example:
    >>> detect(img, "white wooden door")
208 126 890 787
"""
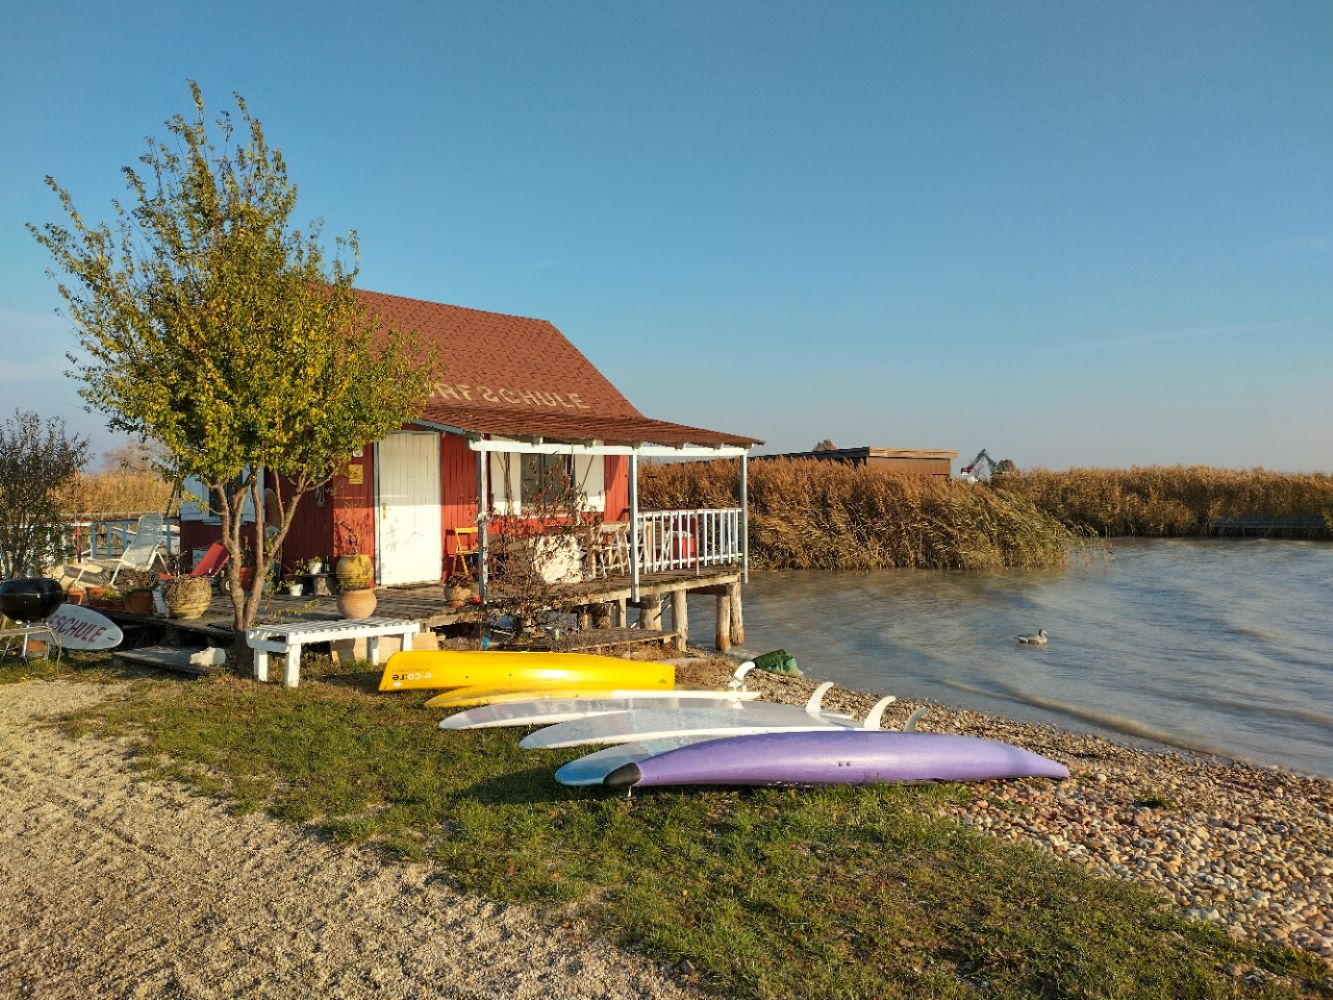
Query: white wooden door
377 432 442 586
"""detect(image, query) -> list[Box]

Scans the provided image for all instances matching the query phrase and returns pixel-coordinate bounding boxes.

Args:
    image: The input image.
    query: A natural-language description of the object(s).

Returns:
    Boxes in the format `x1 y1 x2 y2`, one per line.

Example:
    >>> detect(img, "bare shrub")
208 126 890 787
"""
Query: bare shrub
0 411 89 578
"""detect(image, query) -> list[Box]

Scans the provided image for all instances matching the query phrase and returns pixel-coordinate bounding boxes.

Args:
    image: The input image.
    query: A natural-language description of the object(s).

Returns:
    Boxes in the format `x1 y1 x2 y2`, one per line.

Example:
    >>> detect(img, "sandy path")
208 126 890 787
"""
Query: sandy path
0 682 697 1000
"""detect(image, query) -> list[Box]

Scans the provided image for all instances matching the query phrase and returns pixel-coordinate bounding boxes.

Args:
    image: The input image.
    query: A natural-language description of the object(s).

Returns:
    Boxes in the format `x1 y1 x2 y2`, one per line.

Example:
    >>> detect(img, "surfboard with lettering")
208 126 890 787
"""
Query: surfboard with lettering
44 604 124 651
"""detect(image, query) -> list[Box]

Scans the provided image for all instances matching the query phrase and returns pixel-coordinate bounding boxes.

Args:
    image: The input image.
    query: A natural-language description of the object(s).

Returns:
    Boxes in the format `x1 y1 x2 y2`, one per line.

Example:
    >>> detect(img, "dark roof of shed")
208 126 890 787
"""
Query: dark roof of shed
762 446 958 461
357 288 760 448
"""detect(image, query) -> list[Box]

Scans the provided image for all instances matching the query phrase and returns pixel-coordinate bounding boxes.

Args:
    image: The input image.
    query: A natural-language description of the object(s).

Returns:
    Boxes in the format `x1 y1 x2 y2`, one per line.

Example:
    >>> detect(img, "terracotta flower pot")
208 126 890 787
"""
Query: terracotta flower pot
66 589 86 606
336 554 375 591
164 576 212 620
337 588 377 620
126 589 154 616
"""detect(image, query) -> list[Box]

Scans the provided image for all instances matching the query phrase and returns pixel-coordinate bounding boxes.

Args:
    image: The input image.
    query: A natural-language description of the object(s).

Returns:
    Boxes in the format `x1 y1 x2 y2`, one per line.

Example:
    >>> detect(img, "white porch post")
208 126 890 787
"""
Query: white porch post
740 451 749 584
476 448 489 601
629 450 640 601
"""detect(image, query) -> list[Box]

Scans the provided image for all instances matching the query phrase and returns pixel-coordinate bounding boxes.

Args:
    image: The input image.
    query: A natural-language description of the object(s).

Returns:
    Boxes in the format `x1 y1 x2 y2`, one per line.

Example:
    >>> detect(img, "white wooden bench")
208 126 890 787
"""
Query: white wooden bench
246 616 420 688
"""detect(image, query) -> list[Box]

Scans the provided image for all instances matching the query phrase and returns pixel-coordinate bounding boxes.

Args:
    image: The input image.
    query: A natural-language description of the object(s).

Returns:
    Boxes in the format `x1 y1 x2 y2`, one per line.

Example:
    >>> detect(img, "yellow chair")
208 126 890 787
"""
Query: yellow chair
449 526 480 580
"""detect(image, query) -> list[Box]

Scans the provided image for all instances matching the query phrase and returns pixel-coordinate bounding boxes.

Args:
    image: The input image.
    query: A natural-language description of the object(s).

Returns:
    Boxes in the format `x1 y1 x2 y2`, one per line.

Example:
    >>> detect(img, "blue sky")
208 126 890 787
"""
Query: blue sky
3 1 1330 470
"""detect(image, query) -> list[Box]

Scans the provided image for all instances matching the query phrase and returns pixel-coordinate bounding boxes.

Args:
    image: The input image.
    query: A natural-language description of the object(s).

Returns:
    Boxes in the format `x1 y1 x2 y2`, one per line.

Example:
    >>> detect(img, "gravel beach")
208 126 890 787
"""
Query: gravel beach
676 660 1333 970
0 681 699 1000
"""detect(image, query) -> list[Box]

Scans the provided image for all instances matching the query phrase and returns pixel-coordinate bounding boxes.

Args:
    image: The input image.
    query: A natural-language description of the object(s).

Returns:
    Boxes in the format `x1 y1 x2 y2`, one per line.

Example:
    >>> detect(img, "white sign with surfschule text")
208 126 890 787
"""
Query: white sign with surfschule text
45 604 124 651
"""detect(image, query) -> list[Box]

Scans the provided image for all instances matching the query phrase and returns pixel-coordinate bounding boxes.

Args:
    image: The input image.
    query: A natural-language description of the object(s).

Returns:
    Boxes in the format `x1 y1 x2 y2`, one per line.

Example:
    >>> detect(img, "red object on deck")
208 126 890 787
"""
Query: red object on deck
673 533 697 561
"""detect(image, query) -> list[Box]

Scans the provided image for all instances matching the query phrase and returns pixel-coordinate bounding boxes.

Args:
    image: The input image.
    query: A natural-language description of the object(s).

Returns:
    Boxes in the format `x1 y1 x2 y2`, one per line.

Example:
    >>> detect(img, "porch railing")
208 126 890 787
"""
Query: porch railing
67 517 180 561
634 508 742 575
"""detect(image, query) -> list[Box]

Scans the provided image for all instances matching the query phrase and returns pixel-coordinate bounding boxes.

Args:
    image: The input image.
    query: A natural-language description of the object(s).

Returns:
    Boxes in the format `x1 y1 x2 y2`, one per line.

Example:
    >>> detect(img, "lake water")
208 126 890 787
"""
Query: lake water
687 539 1333 778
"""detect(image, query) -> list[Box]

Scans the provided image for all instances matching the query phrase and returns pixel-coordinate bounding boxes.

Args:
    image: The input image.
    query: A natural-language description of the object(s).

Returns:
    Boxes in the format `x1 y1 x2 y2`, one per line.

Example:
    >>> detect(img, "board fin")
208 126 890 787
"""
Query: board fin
805 681 836 716
861 695 897 730
728 661 756 688
902 706 928 732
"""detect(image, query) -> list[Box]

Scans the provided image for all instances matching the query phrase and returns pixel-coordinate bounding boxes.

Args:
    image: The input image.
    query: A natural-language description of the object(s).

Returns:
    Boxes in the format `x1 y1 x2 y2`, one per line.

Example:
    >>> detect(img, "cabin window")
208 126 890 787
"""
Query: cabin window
489 451 606 515
520 454 574 506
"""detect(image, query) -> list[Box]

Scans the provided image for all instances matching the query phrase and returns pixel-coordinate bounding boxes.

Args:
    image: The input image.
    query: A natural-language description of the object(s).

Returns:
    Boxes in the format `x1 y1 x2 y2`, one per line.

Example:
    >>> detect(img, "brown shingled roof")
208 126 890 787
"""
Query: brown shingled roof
356 288 760 448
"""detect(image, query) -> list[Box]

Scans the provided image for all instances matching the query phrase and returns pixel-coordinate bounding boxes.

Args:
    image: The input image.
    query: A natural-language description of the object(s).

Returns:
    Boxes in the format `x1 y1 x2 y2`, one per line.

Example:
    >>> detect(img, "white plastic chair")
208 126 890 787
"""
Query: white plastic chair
107 513 170 585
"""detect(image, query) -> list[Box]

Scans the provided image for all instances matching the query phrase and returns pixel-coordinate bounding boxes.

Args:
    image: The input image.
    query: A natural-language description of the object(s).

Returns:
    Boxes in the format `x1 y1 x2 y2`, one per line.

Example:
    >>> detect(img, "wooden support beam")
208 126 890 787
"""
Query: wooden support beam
671 589 688 652
638 596 662 631
576 606 591 631
592 602 613 629
614 597 628 628
715 591 731 652
728 581 744 646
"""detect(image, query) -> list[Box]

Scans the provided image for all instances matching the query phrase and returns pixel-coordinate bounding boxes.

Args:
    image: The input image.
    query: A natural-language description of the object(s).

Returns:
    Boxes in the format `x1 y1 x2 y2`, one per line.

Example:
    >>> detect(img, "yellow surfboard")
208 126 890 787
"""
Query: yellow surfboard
378 650 675 693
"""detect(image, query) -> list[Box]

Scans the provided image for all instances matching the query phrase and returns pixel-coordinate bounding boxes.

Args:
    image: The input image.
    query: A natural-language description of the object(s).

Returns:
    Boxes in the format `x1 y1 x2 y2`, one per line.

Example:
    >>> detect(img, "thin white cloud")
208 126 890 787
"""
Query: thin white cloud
1038 319 1315 357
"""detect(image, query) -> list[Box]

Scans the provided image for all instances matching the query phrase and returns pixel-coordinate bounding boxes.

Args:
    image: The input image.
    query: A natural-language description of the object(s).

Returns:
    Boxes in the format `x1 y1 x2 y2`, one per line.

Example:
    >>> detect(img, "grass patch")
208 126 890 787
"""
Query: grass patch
0 650 143 685
61 666 1329 999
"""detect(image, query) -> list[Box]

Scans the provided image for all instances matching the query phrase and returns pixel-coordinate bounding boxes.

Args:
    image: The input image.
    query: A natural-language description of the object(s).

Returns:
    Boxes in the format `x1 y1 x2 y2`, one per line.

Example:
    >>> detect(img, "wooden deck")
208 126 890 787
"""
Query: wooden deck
98 566 744 650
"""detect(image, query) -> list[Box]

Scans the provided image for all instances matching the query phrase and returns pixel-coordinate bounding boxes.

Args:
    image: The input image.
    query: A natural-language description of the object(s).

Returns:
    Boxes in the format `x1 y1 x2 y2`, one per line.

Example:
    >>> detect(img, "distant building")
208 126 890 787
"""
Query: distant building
756 446 957 479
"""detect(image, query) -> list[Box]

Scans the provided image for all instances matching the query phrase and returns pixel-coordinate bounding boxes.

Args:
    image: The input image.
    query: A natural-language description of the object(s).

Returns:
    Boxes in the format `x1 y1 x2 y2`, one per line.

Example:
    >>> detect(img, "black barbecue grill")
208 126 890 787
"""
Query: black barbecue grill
0 577 65 662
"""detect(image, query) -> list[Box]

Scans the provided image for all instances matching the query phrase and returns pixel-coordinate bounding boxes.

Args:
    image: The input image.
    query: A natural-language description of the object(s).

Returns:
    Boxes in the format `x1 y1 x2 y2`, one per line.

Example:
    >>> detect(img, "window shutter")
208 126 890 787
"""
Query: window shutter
574 454 606 512
489 453 520 514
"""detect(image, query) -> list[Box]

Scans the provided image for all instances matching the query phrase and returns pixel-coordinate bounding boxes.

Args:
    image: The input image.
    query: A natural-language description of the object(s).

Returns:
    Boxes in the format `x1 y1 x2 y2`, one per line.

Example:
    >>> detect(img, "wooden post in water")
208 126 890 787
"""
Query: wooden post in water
639 596 662 631
715 590 731 652
728 581 744 646
614 597 628 628
592 602 613 629
576 606 591 631
671 589 688 652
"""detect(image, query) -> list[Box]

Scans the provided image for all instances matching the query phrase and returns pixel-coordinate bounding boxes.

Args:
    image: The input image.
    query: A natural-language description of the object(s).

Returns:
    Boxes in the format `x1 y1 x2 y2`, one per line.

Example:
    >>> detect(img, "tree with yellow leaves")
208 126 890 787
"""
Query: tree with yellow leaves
31 83 434 632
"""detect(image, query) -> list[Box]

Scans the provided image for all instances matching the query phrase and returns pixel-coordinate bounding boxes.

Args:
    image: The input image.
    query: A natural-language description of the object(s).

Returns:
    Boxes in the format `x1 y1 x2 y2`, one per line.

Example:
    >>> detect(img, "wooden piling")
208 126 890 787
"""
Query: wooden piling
639 596 662 631
715 591 731 652
576 606 591 631
728 582 744 646
614 598 628 628
671 589 688 652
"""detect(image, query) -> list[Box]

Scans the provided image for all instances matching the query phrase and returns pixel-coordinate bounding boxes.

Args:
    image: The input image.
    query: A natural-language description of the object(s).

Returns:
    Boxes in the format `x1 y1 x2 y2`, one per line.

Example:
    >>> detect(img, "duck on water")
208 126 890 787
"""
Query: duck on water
1016 628 1049 646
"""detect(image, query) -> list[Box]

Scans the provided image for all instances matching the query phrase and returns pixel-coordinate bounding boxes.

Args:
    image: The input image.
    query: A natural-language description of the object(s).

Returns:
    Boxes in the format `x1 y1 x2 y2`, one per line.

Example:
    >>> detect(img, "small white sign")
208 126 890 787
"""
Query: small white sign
45 604 124 651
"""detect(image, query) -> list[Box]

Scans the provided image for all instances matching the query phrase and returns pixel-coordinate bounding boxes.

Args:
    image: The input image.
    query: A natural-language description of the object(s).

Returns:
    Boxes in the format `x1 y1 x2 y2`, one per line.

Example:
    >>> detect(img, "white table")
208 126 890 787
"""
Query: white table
246 616 420 688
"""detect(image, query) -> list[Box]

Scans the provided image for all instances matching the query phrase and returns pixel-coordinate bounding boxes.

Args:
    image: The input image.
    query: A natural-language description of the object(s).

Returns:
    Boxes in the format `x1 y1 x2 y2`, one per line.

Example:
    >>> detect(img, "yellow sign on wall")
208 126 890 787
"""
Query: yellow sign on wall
346 463 364 485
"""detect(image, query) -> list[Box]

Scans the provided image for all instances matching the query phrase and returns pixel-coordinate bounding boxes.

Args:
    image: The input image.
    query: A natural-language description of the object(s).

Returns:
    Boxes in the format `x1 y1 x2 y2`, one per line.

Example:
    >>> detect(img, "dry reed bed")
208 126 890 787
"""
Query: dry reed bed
640 458 1076 570
56 470 175 519
999 466 1333 538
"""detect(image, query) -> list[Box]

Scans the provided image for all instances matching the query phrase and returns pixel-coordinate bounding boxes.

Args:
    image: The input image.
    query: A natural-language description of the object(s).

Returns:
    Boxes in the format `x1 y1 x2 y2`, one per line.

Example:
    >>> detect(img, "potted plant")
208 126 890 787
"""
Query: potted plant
163 575 212 620
444 573 471 607
120 569 157 616
283 578 305 597
335 520 376 619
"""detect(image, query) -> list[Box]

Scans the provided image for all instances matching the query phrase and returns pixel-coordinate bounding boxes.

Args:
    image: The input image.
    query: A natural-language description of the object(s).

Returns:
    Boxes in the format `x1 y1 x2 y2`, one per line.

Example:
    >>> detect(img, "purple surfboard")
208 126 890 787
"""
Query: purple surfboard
603 730 1069 789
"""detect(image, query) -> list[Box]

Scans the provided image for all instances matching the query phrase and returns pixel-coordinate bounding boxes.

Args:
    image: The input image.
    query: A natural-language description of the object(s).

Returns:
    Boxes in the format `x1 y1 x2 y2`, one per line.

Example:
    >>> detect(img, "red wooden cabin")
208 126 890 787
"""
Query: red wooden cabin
180 288 759 599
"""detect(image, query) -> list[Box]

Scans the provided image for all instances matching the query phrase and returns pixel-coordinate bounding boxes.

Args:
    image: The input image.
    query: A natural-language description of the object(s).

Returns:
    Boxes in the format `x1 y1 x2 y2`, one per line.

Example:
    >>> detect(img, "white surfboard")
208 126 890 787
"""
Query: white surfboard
440 692 762 731
43 604 123 651
555 736 719 786
424 662 760 709
519 684 895 750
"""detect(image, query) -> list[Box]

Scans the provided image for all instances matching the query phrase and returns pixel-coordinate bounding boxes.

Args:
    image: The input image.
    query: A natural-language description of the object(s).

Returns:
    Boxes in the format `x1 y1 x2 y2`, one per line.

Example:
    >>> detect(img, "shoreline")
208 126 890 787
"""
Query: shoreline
677 656 1333 968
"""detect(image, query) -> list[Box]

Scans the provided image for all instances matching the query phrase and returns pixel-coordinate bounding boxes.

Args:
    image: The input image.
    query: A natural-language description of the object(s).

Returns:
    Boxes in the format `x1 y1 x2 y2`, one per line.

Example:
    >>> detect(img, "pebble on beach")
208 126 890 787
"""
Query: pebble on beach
678 658 1333 968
